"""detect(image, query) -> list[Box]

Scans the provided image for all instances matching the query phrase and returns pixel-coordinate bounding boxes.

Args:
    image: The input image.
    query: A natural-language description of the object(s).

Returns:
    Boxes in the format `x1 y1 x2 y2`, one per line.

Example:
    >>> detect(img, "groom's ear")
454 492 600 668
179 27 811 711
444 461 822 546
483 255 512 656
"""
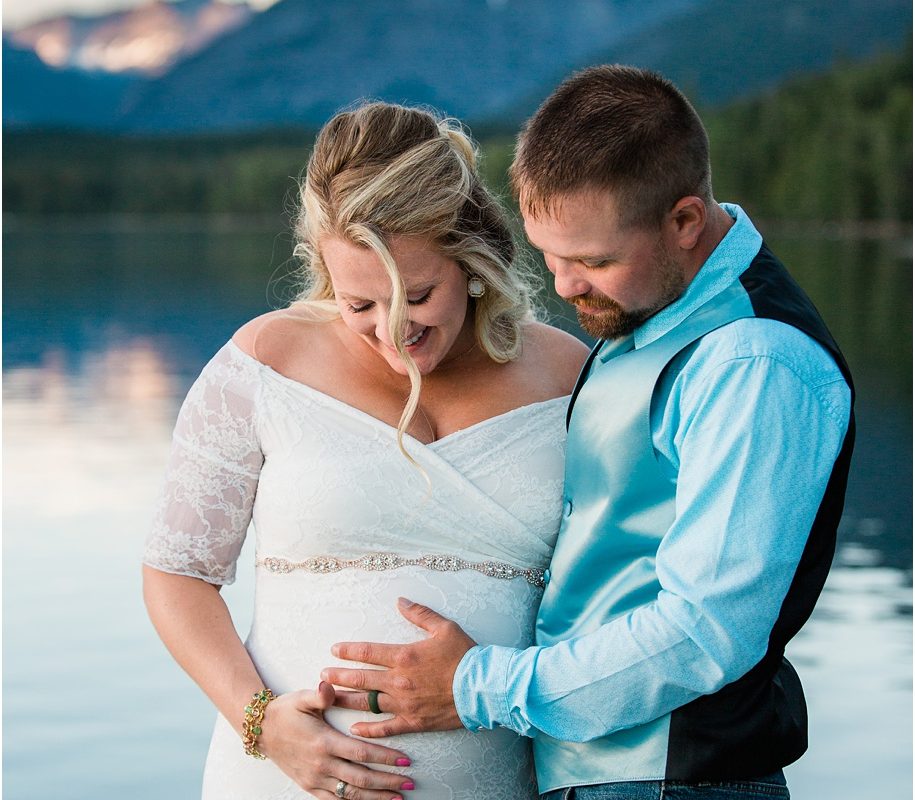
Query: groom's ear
667 196 706 251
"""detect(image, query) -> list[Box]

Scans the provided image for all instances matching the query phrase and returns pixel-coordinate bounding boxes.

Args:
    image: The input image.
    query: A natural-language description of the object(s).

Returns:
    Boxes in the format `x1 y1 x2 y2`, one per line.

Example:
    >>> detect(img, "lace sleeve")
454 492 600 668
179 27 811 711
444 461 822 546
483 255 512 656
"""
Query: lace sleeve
144 344 264 585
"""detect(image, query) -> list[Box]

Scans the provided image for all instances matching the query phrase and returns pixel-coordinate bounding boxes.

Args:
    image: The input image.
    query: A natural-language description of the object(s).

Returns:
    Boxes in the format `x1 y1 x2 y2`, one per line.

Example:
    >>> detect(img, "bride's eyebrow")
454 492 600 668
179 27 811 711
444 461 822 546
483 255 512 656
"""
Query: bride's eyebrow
336 281 436 301
335 289 369 301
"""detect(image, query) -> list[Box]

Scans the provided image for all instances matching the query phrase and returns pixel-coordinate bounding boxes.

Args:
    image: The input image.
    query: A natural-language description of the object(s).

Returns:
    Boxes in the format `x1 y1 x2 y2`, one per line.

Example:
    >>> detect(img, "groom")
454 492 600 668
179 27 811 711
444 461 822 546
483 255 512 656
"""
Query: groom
323 65 855 798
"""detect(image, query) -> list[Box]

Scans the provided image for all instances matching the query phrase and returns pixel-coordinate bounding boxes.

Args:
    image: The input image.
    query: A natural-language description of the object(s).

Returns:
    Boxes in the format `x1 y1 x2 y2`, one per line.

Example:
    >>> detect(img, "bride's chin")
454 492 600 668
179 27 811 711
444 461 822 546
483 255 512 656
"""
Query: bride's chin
379 343 443 376
379 351 435 377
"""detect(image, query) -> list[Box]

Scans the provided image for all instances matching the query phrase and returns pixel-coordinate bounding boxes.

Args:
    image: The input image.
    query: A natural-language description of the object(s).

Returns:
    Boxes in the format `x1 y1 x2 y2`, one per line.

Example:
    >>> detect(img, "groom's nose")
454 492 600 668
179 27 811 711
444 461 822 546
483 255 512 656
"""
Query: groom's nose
546 255 591 300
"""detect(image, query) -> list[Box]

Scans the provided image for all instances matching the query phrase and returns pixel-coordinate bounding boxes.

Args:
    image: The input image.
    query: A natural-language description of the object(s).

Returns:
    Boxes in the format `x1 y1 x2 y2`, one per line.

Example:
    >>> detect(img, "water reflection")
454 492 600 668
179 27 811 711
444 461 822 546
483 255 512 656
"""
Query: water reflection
3 337 207 798
765 232 914 576
784 564 912 799
2 220 911 799
4 340 177 517
2 218 300 380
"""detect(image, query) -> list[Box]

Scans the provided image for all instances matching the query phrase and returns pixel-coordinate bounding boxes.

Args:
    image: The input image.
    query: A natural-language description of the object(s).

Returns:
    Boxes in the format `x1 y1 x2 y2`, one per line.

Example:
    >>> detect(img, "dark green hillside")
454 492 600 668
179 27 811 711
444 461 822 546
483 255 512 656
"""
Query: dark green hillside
2 128 315 216
3 44 911 223
704 43 912 224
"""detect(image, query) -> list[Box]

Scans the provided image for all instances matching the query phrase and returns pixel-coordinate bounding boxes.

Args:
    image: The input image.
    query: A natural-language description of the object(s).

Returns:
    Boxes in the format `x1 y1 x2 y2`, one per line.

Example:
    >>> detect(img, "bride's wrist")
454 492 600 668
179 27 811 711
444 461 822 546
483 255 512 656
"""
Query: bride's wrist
241 688 276 759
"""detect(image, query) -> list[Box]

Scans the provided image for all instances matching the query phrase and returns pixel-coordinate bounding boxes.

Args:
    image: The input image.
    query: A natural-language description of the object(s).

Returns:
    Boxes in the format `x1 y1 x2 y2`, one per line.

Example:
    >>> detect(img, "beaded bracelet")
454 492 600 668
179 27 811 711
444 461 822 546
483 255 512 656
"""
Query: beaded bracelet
242 688 275 759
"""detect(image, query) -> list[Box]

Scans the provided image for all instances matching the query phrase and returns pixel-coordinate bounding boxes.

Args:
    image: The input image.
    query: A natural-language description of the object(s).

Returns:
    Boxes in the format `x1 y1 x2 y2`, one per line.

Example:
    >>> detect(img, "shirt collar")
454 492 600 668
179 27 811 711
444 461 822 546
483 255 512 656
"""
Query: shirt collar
622 203 762 352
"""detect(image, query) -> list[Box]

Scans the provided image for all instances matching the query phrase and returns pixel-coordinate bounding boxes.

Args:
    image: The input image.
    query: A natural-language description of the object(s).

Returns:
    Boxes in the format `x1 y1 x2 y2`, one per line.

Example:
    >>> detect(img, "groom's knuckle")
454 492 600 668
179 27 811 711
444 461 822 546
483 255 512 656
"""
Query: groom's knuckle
392 674 413 692
392 648 414 668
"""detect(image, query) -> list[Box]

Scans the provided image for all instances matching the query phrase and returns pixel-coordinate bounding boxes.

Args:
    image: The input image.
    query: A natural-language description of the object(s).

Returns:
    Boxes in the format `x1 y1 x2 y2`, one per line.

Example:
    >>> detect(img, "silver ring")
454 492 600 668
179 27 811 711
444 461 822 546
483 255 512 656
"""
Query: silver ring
335 780 348 798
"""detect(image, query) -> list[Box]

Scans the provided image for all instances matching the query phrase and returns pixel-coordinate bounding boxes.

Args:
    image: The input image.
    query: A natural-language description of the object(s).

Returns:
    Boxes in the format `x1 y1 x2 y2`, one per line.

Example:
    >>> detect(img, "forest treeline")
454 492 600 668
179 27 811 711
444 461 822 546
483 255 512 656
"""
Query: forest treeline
4 43 911 222
704 42 912 224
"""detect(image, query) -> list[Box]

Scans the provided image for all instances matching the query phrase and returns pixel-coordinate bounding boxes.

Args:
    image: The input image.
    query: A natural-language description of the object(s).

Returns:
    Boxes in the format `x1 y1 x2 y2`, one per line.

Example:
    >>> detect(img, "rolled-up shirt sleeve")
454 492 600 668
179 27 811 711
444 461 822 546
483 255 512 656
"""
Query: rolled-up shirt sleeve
453 321 851 741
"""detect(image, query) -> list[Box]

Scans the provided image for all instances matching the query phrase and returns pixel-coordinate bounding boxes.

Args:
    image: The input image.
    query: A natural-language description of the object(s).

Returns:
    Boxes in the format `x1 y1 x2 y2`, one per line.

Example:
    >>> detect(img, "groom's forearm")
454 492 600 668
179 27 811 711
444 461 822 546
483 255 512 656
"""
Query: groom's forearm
451 603 728 741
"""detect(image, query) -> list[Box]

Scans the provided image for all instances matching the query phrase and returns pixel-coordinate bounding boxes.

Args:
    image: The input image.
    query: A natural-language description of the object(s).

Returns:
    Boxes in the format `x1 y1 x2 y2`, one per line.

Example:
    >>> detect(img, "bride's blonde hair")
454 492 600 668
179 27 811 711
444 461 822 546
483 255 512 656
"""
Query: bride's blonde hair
291 101 537 461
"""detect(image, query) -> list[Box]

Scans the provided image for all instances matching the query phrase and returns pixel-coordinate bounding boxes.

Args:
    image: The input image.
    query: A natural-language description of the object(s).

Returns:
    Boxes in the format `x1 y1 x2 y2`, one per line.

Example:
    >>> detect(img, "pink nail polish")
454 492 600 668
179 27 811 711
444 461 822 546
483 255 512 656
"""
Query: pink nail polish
395 758 411 767
390 796 403 800
400 781 416 790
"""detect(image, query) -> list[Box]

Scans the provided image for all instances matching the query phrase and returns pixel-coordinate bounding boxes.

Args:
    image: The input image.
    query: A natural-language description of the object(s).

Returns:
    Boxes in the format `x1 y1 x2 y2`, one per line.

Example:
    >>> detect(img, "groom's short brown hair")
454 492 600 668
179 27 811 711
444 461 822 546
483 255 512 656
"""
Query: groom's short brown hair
510 64 713 230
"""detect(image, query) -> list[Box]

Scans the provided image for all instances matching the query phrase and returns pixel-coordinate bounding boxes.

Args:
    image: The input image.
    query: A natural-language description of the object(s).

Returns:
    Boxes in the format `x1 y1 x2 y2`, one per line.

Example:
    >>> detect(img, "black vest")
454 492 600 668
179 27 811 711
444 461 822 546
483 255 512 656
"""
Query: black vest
666 245 856 779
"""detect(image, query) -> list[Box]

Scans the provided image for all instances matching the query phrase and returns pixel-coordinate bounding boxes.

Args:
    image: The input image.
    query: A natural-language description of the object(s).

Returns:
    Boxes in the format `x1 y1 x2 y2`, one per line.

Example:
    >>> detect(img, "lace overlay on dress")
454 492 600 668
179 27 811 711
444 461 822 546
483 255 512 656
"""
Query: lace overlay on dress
146 347 263 584
144 342 570 800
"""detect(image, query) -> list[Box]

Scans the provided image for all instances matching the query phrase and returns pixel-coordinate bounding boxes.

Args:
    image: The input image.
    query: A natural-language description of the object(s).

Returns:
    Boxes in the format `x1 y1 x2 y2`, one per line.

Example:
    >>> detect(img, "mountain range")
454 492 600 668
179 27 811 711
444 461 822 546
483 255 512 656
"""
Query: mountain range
4 0 911 132
7 0 252 74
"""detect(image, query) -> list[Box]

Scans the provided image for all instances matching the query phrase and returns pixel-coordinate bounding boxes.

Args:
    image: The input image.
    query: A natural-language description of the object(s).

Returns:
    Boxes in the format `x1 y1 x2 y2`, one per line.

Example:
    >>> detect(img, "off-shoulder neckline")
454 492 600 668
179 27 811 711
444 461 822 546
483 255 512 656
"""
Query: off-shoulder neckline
224 339 569 448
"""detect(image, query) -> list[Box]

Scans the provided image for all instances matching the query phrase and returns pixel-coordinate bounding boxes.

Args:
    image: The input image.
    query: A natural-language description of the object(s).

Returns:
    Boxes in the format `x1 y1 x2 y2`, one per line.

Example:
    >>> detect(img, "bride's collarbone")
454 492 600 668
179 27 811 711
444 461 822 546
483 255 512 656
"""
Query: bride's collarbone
413 377 546 442
317 366 529 442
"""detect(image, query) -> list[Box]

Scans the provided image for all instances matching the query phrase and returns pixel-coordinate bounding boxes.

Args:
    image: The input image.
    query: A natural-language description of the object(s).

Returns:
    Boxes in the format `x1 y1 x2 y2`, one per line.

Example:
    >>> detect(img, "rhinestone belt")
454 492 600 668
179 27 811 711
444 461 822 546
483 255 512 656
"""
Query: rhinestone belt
256 552 545 588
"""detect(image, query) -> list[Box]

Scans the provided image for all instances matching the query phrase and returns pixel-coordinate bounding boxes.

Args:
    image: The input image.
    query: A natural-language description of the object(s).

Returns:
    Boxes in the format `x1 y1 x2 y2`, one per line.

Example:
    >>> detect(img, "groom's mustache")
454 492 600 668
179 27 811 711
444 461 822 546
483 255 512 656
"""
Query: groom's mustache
569 293 621 311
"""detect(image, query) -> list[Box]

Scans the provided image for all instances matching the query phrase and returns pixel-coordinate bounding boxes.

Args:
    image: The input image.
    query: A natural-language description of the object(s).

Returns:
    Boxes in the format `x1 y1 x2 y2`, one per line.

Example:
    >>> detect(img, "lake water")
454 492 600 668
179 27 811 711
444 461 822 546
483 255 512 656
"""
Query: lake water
3 217 911 799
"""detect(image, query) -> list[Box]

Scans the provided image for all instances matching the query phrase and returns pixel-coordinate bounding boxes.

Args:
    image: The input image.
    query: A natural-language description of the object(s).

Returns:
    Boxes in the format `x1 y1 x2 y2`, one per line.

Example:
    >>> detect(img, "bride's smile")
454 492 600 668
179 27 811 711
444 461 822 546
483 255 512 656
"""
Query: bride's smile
322 234 477 378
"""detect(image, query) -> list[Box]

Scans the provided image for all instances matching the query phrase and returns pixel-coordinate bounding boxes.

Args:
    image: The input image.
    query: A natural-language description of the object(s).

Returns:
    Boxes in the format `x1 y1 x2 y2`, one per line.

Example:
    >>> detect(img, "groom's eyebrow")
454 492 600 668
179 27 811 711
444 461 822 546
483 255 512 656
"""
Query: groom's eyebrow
524 230 613 264
528 241 615 265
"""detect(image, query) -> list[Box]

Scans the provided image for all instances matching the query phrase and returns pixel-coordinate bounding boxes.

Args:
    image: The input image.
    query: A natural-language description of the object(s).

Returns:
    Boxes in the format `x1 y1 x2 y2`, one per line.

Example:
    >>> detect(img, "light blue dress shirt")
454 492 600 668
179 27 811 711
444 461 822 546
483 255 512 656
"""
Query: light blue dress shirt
452 204 851 741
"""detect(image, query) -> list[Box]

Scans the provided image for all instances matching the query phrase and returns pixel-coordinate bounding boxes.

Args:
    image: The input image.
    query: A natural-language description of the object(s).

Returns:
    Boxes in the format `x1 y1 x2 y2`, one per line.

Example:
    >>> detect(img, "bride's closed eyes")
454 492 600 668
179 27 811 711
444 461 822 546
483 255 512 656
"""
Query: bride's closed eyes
347 290 434 314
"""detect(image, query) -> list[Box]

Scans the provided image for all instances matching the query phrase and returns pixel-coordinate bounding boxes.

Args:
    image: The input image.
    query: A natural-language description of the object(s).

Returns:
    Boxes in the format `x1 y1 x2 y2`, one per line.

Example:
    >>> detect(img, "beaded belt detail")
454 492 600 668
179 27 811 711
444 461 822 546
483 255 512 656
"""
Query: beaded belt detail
256 553 545 588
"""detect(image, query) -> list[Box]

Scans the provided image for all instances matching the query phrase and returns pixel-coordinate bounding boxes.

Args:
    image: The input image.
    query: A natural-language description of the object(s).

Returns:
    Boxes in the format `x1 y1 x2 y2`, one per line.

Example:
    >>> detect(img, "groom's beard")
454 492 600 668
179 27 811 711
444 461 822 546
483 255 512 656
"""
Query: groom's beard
571 249 687 340
573 295 651 339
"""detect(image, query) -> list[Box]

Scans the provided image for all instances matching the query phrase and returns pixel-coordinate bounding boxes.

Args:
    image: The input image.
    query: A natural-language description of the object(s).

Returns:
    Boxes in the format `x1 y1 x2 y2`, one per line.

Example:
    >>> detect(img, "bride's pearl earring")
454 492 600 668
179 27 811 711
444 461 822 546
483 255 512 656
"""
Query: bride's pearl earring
467 276 486 298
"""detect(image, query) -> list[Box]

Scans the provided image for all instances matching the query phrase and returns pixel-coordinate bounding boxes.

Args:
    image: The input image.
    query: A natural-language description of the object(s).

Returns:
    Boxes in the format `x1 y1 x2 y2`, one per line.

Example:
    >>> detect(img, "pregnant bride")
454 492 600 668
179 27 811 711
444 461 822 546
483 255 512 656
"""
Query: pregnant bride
143 101 588 799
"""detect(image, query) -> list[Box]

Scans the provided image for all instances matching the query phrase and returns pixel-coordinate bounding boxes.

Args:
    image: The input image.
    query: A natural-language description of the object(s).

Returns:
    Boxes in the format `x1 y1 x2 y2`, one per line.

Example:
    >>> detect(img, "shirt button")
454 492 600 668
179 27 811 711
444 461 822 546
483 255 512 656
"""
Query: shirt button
562 497 573 517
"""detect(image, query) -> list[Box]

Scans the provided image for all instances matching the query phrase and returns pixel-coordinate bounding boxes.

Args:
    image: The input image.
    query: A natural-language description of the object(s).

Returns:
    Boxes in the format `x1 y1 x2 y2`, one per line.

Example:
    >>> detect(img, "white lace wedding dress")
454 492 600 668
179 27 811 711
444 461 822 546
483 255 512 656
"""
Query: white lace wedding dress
144 341 569 799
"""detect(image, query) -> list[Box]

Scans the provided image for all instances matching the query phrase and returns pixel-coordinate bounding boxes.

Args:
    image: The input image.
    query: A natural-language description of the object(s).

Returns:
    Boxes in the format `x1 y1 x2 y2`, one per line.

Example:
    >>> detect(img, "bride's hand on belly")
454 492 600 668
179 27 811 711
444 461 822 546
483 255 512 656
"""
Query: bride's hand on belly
258 681 415 799
322 598 476 738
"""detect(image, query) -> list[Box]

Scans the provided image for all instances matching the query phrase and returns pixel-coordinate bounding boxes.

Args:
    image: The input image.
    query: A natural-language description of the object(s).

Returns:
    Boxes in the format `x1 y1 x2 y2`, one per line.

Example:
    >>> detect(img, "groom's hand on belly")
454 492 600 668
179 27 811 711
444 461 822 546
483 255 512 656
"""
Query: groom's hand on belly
321 597 475 738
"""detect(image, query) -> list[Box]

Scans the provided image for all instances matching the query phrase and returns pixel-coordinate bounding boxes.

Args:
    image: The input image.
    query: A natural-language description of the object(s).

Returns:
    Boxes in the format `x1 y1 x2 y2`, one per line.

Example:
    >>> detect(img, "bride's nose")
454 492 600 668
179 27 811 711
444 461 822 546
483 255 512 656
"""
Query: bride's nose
372 307 401 348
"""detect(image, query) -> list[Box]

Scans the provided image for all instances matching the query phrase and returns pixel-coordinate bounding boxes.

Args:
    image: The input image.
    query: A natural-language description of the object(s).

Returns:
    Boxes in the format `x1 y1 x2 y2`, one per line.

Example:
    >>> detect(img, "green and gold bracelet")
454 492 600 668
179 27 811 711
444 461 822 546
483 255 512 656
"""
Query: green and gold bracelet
242 688 275 759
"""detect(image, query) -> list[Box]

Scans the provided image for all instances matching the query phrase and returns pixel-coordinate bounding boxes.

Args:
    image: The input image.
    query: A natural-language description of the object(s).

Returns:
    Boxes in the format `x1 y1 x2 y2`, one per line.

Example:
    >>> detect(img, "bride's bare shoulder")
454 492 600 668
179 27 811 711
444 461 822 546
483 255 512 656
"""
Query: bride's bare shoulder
521 321 592 393
232 307 336 373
